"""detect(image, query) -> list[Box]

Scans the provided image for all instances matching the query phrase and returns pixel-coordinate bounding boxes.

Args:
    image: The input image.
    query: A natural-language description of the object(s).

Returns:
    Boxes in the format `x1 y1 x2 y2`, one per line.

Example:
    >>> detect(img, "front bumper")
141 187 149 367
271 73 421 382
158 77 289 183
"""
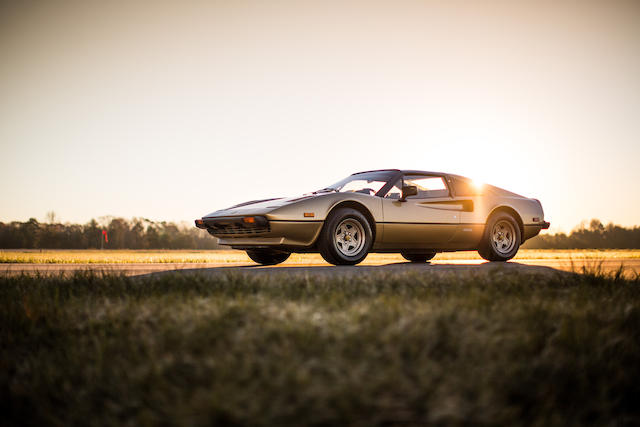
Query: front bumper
198 215 271 235
195 216 323 248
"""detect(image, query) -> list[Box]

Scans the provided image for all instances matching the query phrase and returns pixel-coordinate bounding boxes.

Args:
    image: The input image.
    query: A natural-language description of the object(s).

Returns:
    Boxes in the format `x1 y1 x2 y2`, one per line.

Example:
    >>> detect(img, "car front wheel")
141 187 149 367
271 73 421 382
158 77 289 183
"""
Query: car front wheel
478 213 521 261
318 208 373 265
246 249 290 265
401 252 436 263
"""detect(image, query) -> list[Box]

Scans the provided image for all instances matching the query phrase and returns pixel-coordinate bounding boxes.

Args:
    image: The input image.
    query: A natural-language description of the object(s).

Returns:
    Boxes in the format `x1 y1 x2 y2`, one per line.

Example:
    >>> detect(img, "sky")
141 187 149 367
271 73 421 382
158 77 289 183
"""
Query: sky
1 0 639 233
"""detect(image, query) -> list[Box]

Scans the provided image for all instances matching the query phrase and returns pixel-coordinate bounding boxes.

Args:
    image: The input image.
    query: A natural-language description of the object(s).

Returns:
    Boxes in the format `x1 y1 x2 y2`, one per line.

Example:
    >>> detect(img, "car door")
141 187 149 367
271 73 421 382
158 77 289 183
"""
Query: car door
381 174 460 248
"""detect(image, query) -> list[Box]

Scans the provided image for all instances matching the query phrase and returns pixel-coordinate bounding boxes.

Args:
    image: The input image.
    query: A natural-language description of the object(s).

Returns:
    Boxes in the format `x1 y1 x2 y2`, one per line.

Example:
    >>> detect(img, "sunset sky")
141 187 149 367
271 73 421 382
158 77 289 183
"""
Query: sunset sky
1 0 639 232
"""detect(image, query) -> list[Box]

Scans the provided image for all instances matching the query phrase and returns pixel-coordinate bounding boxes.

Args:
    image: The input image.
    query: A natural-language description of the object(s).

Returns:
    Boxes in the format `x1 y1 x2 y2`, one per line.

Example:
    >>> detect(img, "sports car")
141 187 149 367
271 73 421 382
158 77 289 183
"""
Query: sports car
195 169 549 265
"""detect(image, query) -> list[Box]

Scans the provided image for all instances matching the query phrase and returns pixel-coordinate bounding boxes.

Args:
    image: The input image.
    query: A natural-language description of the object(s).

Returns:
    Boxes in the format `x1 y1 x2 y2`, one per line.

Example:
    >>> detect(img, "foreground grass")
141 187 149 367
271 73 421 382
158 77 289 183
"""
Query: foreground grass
1 268 639 426
2 249 640 264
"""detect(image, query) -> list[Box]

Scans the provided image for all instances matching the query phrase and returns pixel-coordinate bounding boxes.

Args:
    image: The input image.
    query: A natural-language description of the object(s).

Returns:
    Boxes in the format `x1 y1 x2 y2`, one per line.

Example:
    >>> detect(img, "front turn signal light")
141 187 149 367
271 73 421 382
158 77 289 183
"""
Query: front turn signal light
243 217 256 224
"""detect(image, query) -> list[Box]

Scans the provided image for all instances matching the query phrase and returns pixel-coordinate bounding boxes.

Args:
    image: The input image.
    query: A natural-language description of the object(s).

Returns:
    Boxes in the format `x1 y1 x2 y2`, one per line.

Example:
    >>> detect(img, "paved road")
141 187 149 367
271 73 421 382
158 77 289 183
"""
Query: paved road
2 258 638 278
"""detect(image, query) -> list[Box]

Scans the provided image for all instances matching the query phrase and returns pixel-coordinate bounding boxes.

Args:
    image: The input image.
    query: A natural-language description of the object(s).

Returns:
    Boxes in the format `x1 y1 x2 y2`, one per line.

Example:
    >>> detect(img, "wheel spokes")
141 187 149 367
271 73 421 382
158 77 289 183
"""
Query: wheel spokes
333 218 366 257
491 220 516 255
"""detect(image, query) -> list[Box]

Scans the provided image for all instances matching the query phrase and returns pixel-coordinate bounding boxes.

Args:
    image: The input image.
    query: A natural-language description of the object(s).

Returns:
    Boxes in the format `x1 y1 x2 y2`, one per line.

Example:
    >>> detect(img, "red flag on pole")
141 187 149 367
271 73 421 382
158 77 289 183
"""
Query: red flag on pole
102 230 108 243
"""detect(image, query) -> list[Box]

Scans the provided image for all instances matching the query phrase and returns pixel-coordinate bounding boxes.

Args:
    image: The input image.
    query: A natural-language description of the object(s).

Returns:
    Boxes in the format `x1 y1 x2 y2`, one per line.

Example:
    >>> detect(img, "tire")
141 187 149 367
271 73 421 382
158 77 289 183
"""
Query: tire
401 252 436 263
318 208 373 265
478 212 521 261
246 249 290 265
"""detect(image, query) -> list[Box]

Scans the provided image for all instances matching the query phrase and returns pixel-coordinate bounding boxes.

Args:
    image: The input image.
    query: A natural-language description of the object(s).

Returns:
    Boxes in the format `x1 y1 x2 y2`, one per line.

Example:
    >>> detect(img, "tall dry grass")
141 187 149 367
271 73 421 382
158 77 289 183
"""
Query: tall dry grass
1 266 639 426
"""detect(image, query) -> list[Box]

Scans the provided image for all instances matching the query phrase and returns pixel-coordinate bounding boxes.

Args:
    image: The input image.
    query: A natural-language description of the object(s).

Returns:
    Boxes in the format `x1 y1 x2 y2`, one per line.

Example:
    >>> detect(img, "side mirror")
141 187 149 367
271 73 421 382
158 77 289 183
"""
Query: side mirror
399 185 417 202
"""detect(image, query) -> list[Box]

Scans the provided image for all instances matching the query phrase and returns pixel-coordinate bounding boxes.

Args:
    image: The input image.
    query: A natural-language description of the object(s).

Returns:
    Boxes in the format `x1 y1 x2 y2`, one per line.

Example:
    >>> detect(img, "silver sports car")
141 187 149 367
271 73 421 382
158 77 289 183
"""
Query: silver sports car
196 169 549 265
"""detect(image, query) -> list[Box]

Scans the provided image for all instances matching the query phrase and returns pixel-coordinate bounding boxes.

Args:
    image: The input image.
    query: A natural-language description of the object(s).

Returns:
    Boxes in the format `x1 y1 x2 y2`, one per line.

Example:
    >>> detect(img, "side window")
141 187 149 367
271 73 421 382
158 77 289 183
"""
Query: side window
384 179 402 199
404 175 449 198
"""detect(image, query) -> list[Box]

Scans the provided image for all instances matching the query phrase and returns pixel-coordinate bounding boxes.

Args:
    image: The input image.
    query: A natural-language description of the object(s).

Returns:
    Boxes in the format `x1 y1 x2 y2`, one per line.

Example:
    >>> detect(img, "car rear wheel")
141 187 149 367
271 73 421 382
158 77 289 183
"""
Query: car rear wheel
478 213 521 261
401 252 436 263
246 249 290 265
318 208 372 265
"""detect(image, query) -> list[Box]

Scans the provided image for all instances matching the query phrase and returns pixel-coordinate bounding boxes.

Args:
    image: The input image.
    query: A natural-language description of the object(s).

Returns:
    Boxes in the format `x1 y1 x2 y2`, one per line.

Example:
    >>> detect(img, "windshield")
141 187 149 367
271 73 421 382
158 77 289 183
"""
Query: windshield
317 171 397 197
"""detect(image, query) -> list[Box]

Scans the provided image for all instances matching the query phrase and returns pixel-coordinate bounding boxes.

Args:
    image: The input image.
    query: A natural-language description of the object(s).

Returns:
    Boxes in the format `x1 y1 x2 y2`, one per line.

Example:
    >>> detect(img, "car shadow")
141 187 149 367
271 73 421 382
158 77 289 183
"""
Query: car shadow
139 260 564 279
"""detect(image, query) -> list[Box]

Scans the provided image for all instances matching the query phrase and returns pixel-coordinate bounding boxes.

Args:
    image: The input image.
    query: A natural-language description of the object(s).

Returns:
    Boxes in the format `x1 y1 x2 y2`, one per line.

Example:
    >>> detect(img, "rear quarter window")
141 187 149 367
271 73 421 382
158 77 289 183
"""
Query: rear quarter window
449 176 483 196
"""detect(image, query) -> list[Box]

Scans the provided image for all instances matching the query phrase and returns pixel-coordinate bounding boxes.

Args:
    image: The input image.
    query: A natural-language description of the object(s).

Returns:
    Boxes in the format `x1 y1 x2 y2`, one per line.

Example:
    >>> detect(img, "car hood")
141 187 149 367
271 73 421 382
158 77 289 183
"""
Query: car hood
203 194 317 218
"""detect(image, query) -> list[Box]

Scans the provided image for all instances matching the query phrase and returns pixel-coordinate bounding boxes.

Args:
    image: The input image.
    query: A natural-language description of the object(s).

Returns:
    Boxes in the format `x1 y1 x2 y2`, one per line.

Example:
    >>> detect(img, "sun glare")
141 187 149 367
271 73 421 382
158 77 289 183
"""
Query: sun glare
471 180 485 190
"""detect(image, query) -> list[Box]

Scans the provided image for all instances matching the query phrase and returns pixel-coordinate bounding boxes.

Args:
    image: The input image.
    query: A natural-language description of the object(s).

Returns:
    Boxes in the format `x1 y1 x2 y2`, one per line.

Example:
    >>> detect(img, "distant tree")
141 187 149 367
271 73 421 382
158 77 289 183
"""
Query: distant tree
45 211 57 224
107 218 129 249
85 219 101 249
21 218 40 248
590 219 604 233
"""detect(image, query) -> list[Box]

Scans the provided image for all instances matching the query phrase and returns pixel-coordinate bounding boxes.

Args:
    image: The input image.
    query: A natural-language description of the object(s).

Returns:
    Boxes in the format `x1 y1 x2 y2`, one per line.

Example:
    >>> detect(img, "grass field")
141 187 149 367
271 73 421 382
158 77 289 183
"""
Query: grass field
2 267 639 426
2 249 640 264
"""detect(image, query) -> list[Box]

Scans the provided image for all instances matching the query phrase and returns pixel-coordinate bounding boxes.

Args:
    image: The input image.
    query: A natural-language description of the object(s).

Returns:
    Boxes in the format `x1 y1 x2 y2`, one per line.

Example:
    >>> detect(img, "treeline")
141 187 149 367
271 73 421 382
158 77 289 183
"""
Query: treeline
523 219 640 249
1 217 638 250
0 218 220 249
